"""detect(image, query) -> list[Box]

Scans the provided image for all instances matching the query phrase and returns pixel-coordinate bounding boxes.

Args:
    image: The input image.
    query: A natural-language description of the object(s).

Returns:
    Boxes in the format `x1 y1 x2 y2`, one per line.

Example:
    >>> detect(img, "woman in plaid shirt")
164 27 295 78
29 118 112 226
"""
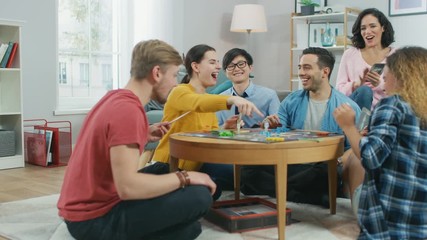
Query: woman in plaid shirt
334 46 427 239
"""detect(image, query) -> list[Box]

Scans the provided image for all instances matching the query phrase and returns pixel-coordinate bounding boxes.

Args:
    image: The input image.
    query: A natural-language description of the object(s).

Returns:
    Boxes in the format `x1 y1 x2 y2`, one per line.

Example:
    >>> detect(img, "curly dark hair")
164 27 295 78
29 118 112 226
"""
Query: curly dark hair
351 8 395 49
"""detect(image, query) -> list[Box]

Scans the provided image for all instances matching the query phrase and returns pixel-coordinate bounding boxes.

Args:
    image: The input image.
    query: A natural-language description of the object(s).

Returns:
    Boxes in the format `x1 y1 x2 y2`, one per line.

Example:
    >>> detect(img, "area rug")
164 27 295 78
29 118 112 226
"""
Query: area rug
0 193 359 240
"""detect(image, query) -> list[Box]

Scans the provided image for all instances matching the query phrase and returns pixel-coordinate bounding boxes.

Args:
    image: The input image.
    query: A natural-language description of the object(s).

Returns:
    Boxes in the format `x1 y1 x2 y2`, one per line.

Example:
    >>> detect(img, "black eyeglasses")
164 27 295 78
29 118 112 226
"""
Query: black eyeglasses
226 61 247 71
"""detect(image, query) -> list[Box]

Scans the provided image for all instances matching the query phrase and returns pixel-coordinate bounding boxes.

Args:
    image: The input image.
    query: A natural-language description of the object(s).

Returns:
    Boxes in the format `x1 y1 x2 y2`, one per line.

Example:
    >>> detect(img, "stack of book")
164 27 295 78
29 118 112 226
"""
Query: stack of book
0 41 19 68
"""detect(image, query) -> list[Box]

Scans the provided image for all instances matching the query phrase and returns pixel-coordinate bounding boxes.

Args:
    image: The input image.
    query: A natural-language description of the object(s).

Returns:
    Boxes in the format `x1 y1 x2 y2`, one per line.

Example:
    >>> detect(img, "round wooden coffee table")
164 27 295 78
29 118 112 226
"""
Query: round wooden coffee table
169 133 344 240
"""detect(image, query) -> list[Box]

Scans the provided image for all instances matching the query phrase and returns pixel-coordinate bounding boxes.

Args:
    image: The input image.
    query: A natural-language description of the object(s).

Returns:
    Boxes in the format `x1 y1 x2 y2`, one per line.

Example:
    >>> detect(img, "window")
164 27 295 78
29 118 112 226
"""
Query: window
59 62 67 84
79 63 89 87
57 0 121 111
101 63 113 90
56 0 182 113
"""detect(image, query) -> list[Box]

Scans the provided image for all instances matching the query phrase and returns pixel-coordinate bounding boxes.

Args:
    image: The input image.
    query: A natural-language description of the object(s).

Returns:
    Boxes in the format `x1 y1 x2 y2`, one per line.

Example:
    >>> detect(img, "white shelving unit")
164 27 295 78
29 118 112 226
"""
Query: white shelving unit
0 19 24 170
289 8 360 90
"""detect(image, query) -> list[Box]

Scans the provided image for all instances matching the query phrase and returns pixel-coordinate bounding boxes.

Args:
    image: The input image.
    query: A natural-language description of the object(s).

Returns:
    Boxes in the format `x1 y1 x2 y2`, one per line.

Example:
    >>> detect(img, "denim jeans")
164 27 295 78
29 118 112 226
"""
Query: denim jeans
350 85 373 110
65 183 212 240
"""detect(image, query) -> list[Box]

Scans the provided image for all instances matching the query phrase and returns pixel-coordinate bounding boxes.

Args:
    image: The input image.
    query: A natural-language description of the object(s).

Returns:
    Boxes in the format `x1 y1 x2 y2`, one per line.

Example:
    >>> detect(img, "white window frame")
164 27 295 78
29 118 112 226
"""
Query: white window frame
55 0 130 115
54 0 182 115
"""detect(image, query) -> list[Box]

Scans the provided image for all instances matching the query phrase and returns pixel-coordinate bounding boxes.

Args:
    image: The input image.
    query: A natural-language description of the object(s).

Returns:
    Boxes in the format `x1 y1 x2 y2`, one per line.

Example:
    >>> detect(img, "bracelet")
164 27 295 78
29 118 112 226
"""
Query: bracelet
175 171 186 188
181 170 191 187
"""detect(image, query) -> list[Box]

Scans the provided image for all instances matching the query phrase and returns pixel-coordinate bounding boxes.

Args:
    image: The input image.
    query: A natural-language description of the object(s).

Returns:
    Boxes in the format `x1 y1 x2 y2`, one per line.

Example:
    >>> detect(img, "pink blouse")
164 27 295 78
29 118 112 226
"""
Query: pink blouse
335 47 396 109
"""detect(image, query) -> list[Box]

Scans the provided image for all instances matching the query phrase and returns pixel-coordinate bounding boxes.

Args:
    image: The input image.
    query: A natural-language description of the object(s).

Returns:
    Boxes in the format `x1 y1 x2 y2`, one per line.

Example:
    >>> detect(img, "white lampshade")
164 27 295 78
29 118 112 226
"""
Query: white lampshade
230 4 267 34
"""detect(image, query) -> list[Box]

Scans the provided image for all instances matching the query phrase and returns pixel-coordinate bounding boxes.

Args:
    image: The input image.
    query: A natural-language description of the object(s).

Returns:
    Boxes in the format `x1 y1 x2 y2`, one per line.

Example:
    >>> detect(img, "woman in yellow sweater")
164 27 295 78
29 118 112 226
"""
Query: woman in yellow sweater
148 44 262 199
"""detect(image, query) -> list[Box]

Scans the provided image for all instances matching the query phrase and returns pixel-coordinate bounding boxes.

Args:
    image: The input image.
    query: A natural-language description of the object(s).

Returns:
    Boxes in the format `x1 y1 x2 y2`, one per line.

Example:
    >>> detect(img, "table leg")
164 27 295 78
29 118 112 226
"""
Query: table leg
169 155 179 172
234 165 241 200
275 161 287 240
327 159 337 214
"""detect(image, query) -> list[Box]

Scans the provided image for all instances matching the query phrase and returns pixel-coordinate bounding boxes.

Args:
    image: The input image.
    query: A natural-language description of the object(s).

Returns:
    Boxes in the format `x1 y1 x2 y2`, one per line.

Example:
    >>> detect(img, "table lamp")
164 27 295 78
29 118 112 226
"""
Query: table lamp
230 4 267 78
230 4 268 35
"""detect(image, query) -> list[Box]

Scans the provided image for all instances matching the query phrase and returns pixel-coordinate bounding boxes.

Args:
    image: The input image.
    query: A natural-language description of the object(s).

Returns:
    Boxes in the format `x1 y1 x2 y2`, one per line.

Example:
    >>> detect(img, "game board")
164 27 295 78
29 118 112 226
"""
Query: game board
179 129 340 144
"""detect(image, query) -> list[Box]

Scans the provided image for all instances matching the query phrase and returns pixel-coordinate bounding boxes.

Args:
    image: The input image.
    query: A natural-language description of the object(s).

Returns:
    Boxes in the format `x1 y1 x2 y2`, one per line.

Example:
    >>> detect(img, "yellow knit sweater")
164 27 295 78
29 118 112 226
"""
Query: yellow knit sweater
152 84 230 170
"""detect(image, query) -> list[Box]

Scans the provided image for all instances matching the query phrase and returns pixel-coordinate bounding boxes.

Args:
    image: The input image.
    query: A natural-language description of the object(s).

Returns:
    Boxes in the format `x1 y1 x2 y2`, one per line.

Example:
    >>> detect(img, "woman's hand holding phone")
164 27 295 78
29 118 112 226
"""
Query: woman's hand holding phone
365 71 381 87
365 63 385 87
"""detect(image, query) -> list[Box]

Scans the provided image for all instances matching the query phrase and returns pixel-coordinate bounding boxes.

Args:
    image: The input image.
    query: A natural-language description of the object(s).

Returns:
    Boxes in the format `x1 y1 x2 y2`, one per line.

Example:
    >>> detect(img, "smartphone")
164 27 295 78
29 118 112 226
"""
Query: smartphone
370 63 385 75
357 107 371 131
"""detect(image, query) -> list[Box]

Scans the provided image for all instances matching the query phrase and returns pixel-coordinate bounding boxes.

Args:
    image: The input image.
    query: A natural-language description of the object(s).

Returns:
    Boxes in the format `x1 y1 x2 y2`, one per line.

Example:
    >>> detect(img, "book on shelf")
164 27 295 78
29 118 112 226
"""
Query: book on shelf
0 42 14 68
5 42 18 68
0 43 9 63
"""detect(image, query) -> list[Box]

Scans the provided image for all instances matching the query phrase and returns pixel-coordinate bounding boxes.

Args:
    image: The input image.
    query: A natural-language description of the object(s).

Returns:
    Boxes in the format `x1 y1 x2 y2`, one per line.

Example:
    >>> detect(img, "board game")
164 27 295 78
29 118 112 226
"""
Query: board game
179 129 340 144
204 197 295 233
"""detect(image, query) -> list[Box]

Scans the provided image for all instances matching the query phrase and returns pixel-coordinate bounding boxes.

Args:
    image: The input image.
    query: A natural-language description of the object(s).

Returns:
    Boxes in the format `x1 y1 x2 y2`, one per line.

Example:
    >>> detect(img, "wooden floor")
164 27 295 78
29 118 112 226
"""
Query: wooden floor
0 164 66 203
0 164 66 240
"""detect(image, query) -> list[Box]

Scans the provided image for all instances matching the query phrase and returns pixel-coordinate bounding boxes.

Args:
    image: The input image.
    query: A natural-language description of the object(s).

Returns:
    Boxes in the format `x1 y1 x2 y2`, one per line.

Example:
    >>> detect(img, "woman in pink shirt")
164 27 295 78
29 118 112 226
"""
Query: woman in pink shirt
336 8 396 110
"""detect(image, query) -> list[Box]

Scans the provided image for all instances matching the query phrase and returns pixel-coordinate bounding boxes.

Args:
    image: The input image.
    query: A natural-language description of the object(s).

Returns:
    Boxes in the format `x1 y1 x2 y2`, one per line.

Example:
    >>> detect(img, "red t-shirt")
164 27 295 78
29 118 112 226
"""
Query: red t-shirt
57 89 148 221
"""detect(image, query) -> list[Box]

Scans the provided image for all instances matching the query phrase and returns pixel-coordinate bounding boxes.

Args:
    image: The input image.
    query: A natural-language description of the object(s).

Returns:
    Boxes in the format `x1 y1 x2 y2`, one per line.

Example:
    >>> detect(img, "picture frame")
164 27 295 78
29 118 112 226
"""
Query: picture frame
295 0 327 14
308 22 344 47
389 0 427 16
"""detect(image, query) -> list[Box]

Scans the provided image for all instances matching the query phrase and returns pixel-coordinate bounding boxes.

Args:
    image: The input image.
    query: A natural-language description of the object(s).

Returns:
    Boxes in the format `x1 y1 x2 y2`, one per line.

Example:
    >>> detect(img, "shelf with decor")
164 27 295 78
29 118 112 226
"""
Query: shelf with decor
0 18 24 170
289 8 360 91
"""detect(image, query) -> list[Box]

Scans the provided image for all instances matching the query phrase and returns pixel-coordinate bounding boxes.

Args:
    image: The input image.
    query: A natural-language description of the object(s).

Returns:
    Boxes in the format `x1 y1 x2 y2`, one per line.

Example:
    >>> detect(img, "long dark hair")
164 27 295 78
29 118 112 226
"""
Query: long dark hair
351 8 395 49
181 44 216 84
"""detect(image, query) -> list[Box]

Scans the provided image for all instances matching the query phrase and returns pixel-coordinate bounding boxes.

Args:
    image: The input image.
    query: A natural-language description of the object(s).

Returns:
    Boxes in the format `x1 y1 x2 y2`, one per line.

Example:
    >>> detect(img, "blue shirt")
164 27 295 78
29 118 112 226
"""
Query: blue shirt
278 87 361 150
357 95 427 240
216 81 280 128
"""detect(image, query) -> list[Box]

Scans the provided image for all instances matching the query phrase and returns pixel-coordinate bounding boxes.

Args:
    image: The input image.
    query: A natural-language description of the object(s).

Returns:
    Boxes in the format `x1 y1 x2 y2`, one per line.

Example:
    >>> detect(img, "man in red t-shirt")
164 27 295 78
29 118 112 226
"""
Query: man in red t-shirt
57 40 216 240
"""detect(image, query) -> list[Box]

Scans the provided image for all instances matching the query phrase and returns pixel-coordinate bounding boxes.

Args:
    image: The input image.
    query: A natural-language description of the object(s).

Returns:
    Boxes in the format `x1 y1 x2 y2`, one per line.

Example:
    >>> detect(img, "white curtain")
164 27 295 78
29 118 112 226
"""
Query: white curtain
132 0 183 48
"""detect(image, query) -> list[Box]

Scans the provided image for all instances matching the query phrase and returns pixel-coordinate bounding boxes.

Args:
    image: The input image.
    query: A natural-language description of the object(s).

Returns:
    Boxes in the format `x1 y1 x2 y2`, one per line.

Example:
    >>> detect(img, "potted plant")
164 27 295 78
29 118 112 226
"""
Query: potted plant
299 0 320 16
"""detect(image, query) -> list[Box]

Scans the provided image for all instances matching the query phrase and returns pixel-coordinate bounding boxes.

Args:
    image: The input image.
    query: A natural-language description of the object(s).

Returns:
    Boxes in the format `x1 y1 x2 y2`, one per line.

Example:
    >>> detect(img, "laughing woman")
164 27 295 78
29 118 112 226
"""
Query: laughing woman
146 44 262 199
336 8 396 111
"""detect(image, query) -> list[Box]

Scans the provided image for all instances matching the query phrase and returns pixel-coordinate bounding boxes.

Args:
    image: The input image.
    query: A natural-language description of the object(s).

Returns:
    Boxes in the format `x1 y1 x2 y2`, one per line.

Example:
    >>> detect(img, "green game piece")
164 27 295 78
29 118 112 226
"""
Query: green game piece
219 130 234 137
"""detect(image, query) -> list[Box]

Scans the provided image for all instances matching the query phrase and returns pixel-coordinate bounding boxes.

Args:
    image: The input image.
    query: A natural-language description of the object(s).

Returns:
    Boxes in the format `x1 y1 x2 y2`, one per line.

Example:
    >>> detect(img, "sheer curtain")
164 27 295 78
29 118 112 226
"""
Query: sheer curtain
132 0 184 51
118 0 184 88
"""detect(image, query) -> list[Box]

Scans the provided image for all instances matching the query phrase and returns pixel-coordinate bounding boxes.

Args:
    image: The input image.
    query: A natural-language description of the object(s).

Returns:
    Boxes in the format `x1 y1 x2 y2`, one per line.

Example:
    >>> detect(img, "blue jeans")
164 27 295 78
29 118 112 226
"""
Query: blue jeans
350 85 373 110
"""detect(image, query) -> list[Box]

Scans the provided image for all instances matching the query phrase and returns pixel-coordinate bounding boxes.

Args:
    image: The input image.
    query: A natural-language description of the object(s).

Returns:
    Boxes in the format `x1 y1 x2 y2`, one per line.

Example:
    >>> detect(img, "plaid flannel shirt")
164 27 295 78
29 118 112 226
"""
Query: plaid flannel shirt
357 95 427 239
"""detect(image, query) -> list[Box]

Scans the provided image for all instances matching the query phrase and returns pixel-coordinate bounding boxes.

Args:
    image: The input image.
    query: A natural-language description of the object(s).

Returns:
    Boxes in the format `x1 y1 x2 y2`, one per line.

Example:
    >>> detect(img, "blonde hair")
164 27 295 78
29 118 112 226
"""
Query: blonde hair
130 39 182 80
386 46 427 124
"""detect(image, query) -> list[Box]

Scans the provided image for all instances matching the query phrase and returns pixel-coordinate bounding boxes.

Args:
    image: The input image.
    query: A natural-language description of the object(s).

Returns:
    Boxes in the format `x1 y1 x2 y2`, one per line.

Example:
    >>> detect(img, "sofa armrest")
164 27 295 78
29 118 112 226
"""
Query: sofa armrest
145 110 164 151
146 110 163 124
276 90 291 102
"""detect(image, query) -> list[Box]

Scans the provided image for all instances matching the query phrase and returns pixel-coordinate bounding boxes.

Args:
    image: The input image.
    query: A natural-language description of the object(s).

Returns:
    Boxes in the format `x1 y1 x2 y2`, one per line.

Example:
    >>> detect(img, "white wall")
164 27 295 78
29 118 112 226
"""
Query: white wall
1 0 426 143
181 0 292 91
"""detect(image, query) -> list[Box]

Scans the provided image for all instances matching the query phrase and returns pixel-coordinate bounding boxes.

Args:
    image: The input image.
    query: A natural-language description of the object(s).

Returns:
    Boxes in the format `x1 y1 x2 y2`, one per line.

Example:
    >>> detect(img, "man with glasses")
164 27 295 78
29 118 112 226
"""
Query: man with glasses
216 48 280 128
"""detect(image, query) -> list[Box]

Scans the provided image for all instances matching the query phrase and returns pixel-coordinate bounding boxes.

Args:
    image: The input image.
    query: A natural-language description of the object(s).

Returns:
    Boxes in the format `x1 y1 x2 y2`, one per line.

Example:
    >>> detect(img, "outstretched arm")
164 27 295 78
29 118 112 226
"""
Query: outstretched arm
227 96 264 118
